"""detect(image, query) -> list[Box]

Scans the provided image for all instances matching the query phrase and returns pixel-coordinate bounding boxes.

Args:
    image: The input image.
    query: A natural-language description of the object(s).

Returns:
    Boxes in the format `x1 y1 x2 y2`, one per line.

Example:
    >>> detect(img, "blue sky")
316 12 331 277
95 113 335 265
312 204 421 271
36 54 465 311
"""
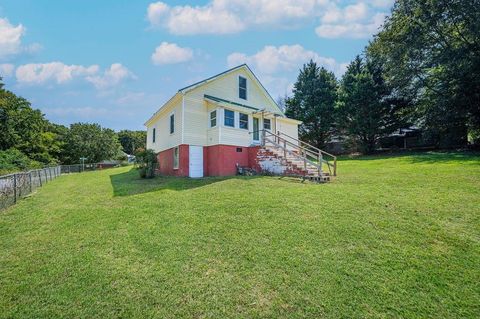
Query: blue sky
0 0 393 130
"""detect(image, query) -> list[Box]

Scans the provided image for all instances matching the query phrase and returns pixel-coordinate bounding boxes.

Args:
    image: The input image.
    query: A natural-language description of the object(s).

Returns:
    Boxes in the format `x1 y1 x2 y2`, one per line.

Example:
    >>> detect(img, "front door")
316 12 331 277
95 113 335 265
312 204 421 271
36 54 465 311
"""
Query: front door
189 146 203 178
253 117 260 143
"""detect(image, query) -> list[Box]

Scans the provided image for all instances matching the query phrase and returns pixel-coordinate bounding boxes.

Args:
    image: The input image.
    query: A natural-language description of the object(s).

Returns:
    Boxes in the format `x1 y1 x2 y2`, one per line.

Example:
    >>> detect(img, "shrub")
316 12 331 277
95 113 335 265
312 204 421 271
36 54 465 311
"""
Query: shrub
135 149 157 178
0 148 42 175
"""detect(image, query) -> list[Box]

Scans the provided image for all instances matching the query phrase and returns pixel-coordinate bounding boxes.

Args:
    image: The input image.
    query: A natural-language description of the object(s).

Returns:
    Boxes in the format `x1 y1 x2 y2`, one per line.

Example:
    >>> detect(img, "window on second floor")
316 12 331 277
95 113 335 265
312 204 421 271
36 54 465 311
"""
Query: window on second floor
152 128 156 143
239 76 247 100
239 112 248 130
210 110 217 127
170 113 175 134
224 109 235 127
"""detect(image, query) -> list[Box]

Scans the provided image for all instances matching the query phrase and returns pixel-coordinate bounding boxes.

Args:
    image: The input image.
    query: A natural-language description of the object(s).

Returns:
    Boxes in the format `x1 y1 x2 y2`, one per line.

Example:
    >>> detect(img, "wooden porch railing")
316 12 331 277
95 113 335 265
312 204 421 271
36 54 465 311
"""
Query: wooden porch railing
254 129 337 177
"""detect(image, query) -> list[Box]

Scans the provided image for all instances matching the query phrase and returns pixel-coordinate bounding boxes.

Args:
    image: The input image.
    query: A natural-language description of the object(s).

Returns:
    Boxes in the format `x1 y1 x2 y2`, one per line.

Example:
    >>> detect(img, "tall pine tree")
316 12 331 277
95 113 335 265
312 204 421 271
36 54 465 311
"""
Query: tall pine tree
285 60 337 149
336 55 411 153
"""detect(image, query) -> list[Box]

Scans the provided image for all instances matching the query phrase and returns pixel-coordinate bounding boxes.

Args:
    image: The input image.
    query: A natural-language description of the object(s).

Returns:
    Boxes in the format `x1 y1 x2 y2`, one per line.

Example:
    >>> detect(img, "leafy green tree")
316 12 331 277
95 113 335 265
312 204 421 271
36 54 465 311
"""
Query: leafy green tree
285 60 337 149
369 0 480 146
117 130 146 155
336 55 411 153
0 81 58 164
0 148 42 174
62 123 123 164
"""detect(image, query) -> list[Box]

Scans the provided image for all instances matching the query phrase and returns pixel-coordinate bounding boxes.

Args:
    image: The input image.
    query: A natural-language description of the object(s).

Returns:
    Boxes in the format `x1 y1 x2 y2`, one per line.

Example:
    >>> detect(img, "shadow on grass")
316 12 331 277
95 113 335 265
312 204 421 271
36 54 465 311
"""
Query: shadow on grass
339 151 480 164
110 168 260 197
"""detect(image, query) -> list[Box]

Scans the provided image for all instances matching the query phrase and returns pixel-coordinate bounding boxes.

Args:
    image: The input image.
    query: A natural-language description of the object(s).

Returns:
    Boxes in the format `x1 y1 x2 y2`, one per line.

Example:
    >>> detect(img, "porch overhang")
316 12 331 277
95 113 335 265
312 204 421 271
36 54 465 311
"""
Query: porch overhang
204 94 283 116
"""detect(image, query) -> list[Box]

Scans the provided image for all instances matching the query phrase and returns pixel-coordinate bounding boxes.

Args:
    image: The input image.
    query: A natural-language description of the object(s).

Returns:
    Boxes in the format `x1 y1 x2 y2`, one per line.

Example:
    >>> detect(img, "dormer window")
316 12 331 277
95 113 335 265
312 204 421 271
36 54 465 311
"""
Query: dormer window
239 76 247 100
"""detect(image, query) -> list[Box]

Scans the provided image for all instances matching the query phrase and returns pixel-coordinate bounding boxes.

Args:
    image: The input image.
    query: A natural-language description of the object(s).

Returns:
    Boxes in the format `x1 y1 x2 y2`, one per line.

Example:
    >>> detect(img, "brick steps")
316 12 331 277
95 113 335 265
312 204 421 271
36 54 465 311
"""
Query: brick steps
256 145 331 182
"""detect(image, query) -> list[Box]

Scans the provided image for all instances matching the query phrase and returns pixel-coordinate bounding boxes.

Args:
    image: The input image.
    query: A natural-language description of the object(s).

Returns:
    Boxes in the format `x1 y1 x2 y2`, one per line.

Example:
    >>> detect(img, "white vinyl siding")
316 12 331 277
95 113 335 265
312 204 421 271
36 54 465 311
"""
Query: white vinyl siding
145 95 183 153
277 118 300 150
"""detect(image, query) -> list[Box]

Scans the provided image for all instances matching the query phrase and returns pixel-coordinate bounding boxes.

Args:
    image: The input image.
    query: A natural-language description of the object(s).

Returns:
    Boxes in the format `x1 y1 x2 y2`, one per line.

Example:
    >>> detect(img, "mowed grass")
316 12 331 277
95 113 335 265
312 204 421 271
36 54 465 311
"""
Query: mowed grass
1 152 479 318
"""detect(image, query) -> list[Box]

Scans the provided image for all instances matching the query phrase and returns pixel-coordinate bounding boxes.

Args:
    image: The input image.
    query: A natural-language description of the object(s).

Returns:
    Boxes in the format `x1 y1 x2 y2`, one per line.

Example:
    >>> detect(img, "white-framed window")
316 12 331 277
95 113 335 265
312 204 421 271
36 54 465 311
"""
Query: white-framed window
173 146 179 169
169 113 175 134
224 109 235 127
239 112 249 130
239 76 247 100
210 110 217 128
152 128 156 143
264 119 271 130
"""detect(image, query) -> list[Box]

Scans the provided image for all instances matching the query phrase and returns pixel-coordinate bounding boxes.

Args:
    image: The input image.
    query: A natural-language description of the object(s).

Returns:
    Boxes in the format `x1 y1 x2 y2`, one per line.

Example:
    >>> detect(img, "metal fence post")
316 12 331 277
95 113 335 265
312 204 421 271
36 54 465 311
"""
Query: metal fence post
39 170 42 187
29 171 32 193
13 174 17 204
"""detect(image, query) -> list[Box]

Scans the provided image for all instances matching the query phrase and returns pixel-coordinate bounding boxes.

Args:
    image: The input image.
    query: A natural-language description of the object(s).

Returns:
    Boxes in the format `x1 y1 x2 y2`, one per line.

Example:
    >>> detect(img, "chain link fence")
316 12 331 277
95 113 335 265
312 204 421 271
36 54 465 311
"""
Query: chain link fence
1 162 126 210
0 166 61 210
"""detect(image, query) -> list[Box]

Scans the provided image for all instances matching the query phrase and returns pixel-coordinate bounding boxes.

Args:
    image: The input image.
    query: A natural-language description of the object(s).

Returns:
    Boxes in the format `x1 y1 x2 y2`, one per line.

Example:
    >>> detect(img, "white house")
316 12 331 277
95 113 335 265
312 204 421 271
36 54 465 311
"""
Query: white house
145 64 334 180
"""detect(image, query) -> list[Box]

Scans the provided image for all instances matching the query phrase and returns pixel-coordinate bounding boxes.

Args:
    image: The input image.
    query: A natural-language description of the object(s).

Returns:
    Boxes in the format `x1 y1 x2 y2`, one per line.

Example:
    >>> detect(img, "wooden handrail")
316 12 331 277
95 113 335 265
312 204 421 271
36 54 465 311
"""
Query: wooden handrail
255 129 337 177
278 131 337 159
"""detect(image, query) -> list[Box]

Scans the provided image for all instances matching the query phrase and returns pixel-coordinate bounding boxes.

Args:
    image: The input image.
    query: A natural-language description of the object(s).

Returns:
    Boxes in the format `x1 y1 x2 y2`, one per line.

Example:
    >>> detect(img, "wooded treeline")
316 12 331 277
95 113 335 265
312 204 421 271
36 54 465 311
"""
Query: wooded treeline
285 0 480 153
0 80 146 173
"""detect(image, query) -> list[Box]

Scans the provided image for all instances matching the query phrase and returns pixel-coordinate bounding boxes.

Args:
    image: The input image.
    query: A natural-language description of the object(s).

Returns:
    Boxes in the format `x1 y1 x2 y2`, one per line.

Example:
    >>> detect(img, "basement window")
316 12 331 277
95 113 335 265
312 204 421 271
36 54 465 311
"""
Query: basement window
236 147 243 153
173 146 179 169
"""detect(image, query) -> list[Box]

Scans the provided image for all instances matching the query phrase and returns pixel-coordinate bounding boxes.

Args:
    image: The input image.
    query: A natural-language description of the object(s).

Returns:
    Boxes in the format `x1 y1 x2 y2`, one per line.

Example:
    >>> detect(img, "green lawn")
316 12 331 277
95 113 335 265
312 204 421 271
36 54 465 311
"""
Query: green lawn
1 152 479 318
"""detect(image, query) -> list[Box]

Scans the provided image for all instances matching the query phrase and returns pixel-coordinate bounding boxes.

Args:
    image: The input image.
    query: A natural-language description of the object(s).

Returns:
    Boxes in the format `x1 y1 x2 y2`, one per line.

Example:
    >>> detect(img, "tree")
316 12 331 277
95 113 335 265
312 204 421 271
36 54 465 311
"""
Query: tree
117 130 146 155
336 55 411 153
285 60 337 149
62 123 123 164
0 83 59 164
369 0 480 146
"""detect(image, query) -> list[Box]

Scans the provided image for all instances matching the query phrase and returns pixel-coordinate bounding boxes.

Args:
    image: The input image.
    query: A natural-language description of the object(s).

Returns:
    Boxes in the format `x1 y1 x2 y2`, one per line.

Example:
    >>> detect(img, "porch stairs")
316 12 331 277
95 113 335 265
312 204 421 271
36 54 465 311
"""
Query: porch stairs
255 130 337 183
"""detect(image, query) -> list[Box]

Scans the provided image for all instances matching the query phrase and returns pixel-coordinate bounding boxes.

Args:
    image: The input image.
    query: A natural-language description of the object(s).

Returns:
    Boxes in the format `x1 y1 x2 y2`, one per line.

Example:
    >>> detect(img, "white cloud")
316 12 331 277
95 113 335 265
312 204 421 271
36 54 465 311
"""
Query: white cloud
0 18 42 60
317 2 387 39
86 63 135 90
147 1 392 38
227 44 346 76
151 42 193 65
15 62 134 90
0 63 15 77
344 2 369 22
316 12 386 39
146 0 329 35
147 1 244 35
16 62 99 84
0 18 25 59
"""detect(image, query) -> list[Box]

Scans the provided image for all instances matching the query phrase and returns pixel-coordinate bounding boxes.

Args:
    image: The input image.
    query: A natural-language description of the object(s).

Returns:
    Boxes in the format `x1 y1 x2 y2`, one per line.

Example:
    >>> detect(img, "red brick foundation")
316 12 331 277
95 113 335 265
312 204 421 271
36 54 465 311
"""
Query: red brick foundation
156 144 189 176
156 144 262 177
